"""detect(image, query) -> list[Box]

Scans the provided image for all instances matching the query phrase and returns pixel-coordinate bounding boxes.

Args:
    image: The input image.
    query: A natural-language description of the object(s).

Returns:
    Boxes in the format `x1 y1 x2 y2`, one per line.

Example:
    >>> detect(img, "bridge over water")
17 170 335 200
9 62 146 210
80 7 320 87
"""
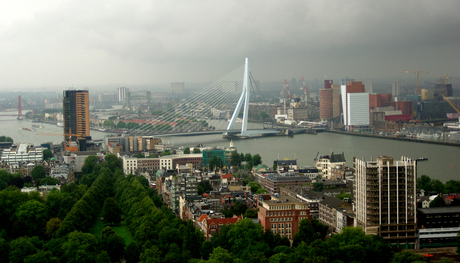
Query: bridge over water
128 58 285 138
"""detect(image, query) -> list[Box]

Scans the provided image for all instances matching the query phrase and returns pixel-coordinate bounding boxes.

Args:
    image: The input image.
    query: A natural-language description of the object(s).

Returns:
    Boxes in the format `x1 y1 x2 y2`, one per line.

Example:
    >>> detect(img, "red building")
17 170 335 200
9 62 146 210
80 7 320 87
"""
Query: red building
369 94 392 109
257 195 311 240
198 214 243 240
392 101 414 119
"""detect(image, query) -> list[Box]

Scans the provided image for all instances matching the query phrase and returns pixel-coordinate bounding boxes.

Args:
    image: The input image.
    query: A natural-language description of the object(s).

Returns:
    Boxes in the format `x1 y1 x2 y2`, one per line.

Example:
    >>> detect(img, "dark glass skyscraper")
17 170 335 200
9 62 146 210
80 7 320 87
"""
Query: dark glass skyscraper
63 90 90 143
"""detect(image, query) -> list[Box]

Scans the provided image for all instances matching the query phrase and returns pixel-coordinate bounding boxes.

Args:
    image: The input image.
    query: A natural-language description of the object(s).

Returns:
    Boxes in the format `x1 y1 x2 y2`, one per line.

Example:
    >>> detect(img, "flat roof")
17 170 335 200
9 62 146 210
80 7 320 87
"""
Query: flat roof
418 207 460 214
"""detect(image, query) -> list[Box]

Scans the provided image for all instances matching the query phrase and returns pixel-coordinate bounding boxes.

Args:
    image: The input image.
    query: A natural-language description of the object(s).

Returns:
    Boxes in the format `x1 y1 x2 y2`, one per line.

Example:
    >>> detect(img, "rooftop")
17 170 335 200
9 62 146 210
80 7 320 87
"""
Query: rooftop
418 207 460 214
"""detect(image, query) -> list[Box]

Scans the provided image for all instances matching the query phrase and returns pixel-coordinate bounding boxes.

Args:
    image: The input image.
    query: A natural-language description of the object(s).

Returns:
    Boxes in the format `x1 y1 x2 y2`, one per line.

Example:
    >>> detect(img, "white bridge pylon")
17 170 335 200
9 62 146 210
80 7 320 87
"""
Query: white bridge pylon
225 58 279 137
226 58 250 136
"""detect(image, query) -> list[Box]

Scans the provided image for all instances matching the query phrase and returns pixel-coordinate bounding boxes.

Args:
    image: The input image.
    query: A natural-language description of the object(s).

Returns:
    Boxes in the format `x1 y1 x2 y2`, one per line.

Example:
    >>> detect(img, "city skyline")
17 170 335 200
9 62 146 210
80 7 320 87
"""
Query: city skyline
0 1 459 90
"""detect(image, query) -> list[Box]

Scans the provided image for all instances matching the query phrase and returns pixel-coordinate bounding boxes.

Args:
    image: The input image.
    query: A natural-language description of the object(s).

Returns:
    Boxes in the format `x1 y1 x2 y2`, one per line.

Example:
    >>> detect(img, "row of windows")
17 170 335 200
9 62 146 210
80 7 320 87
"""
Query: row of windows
270 223 292 229
270 217 292 222
268 211 295 216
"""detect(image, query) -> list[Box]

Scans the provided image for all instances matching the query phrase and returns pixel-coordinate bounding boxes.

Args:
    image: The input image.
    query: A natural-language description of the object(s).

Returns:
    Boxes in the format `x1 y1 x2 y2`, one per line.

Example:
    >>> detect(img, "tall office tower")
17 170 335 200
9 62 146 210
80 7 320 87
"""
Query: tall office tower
319 80 333 120
340 81 368 128
365 81 373 93
331 85 341 119
63 90 90 143
118 87 128 102
392 81 400 97
354 156 417 248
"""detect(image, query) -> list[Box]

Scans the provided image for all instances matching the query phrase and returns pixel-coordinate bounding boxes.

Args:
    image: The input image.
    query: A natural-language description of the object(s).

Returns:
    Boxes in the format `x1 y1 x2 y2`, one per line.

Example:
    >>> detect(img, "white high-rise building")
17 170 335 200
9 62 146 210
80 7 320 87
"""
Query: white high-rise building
341 85 369 127
118 87 129 102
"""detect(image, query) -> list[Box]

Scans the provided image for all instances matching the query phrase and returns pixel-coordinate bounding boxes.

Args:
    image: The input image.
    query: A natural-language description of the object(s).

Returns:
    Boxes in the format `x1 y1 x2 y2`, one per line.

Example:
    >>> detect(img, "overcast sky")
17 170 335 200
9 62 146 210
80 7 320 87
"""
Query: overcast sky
0 0 459 90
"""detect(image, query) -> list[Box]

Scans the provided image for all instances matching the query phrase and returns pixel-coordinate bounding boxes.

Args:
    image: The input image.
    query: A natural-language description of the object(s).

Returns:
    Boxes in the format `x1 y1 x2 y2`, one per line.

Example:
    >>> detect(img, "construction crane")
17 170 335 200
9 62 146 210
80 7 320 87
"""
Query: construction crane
400 68 428 95
438 74 452 84
36 129 84 142
283 79 292 99
443 95 460 115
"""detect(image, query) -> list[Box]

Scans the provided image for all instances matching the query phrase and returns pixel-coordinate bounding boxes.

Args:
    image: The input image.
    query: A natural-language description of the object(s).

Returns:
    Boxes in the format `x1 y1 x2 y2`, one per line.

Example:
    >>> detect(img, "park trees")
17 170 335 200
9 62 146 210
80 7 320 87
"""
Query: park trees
31 165 46 183
292 218 317 247
184 147 190 154
15 200 48 237
43 149 53 160
102 197 122 224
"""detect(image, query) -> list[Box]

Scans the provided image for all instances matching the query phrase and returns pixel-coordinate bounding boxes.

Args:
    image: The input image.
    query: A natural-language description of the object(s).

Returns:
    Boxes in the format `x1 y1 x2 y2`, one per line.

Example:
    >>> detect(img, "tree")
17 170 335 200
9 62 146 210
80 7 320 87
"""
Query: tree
102 197 123 224
231 152 241 167
81 155 100 175
243 208 258 218
256 188 269 194
62 231 99 263
103 154 122 172
125 241 141 263
244 153 252 162
45 218 61 237
292 218 317 246
31 166 46 183
116 121 127 129
312 182 324 192
184 147 191 154
193 148 201 154
430 195 446 207
100 227 125 262
248 182 261 193
38 176 59 186
9 237 38 263
25 250 59 263
252 154 262 166
135 153 145 158
417 175 431 190
127 122 140 130
43 149 53 160
391 250 426 263
15 200 49 237
311 218 329 240
103 120 115 128
336 190 352 200
208 247 233 263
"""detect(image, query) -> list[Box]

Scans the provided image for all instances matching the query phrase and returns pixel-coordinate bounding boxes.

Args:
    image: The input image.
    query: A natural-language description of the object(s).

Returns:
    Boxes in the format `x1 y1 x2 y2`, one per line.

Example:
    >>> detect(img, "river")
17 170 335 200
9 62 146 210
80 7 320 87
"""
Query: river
1 112 458 182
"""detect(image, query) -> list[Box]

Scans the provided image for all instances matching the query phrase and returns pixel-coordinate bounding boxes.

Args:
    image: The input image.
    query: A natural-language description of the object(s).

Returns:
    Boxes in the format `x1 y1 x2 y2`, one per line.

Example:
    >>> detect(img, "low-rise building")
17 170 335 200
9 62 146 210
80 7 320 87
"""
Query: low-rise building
1 143 44 164
257 194 311 241
314 152 346 179
259 173 312 195
318 196 352 233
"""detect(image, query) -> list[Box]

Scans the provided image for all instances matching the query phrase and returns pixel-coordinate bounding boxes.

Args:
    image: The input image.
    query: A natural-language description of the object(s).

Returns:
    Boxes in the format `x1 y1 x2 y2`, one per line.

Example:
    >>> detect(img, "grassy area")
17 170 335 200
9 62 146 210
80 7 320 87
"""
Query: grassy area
89 217 133 245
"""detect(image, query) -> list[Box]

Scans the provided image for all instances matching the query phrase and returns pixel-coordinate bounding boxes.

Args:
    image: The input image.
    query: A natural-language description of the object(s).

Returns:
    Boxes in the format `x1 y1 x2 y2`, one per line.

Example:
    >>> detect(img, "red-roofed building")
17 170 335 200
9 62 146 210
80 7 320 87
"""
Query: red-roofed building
200 215 243 240
221 173 233 179
202 193 210 198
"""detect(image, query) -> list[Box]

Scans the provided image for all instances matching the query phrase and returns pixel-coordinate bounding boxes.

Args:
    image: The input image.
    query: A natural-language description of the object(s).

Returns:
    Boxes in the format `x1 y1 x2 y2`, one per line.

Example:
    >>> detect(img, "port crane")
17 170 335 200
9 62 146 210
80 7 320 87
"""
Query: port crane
400 68 428 95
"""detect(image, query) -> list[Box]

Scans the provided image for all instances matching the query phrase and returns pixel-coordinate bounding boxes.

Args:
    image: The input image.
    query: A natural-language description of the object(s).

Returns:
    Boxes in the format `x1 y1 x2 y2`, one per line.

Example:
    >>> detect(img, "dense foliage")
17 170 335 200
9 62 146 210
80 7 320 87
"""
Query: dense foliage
418 175 460 194
0 153 439 262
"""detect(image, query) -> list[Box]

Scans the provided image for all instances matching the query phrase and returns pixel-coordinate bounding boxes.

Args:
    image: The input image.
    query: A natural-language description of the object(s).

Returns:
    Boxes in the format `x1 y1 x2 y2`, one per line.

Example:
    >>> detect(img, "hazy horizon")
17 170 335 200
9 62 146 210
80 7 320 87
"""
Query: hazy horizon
1 1 459 90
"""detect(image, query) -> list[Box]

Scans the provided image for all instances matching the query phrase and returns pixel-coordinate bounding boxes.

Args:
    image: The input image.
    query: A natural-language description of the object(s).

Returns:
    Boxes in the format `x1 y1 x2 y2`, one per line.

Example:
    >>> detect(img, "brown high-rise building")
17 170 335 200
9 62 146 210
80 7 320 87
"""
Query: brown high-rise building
320 80 334 120
354 156 417 248
63 90 90 143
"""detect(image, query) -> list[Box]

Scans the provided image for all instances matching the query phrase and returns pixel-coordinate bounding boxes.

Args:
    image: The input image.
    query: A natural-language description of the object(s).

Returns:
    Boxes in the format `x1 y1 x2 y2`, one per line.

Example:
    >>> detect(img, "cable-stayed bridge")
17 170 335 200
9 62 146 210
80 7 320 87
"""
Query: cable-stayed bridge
128 58 291 138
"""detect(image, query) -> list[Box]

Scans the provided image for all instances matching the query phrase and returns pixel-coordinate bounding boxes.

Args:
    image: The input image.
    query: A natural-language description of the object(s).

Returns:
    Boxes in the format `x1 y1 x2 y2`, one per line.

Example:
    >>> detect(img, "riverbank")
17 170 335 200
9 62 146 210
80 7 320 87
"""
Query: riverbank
326 130 460 147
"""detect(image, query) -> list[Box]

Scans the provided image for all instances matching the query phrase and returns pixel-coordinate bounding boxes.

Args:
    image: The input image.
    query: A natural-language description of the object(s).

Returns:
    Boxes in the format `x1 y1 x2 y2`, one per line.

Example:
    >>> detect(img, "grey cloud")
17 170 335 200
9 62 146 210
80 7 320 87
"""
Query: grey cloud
0 0 459 89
